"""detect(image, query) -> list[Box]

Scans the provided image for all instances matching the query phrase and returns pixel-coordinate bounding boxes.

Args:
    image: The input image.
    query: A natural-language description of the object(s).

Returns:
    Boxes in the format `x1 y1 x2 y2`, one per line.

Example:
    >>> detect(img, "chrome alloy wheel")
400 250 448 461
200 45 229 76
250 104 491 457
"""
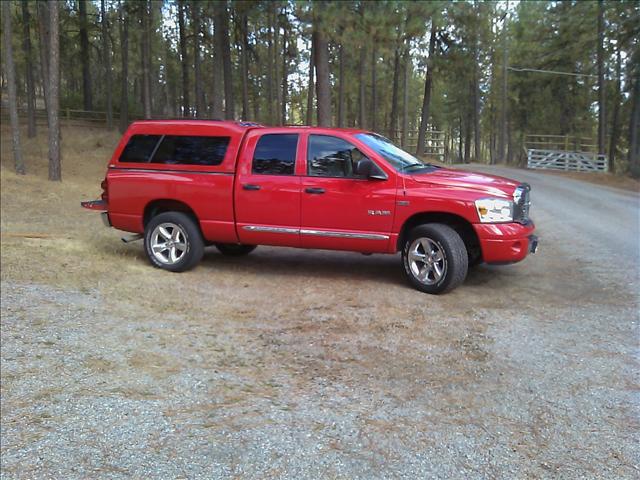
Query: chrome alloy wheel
408 237 447 285
150 222 188 265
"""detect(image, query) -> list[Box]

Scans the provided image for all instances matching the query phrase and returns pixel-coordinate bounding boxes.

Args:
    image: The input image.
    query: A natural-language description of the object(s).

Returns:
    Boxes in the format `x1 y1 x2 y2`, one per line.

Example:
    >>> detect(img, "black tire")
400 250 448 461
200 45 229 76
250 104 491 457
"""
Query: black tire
143 211 204 272
215 243 257 256
401 223 468 294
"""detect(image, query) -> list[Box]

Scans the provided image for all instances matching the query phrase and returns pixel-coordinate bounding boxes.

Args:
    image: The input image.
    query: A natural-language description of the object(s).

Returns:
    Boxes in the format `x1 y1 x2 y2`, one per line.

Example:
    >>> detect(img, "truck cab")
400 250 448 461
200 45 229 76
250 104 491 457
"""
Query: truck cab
83 120 537 294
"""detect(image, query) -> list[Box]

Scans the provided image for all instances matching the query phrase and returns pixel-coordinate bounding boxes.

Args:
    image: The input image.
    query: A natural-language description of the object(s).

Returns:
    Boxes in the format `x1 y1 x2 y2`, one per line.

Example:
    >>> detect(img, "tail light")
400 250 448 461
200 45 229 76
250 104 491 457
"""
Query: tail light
100 178 108 203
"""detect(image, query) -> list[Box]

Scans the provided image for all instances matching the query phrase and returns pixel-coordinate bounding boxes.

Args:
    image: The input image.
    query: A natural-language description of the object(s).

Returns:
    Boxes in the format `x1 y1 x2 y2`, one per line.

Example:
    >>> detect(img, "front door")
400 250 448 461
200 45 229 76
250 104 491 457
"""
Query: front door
235 131 302 247
300 134 396 252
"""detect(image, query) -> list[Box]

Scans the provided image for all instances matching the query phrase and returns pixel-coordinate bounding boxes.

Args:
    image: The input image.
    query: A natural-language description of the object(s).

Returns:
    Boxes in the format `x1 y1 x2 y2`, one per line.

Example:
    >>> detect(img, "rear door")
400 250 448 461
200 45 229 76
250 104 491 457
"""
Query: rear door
235 130 302 247
300 133 396 252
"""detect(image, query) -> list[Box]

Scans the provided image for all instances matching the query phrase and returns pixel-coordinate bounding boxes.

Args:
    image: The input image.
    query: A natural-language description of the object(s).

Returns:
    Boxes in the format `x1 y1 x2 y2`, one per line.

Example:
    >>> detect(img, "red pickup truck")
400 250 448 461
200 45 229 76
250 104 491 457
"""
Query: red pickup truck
82 120 537 294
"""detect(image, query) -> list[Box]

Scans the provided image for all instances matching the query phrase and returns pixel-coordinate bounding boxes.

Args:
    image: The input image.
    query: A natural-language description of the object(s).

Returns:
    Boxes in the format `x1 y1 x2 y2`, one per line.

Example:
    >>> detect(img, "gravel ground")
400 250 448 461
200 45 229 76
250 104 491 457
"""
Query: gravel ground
1 165 639 479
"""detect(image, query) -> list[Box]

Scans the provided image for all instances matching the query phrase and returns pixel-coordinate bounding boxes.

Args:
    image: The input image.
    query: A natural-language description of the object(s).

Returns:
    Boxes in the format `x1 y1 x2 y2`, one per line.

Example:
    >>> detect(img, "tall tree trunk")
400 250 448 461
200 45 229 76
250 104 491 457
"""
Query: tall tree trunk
628 56 640 176
389 45 401 141
488 15 497 164
458 116 463 162
358 2 366 129
47 0 61 181
141 0 152 119
240 11 250 120
193 1 205 118
248 13 258 122
608 48 621 173
251 76 259 121
498 1 509 162
22 1 36 138
37 0 50 120
212 1 225 119
371 43 377 132
597 0 606 155
163 38 176 116
119 0 129 133
101 0 113 129
221 2 234 120
265 5 274 123
3 0 26 174
79 0 92 111
416 24 436 157
401 41 410 148
313 25 331 127
473 9 481 163
473 76 481 162
178 0 190 116
358 43 366 128
281 19 289 124
507 122 514 165
306 40 314 126
272 4 281 120
337 44 345 128
464 112 471 164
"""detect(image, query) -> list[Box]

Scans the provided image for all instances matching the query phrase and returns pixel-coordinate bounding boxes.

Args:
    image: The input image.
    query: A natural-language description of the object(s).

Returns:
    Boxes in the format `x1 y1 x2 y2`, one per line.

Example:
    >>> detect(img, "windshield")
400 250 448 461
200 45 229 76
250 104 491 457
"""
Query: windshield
355 133 438 173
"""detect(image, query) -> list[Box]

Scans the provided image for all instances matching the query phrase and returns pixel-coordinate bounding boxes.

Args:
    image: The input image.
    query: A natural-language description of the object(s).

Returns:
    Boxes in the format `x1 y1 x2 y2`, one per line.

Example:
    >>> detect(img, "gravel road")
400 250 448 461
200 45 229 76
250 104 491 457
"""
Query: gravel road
1 165 639 479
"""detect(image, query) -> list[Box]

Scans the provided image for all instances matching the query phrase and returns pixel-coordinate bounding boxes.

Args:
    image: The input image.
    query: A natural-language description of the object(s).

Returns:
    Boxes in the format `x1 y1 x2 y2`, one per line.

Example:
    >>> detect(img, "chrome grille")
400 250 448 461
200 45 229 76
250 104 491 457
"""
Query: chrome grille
513 183 531 223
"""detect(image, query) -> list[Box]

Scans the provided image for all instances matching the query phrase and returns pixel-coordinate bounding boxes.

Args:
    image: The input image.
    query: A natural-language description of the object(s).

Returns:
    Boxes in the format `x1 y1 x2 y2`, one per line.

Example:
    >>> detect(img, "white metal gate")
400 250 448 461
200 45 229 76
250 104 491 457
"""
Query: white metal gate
527 149 608 172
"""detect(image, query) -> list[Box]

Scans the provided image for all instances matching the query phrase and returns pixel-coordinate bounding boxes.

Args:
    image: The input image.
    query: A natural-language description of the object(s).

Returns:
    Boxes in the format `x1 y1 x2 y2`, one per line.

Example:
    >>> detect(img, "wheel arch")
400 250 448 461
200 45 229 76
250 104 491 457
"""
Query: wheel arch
397 211 481 260
143 199 200 228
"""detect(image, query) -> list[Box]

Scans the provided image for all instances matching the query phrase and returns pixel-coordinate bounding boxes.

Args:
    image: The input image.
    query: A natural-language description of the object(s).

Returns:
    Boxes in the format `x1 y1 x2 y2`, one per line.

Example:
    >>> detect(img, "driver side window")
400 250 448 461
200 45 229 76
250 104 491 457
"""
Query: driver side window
307 135 366 178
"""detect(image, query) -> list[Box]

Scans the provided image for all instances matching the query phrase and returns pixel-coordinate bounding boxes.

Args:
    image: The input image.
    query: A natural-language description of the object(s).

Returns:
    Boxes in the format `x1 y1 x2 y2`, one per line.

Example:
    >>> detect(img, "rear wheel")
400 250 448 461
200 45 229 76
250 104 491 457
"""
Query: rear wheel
401 223 468 294
144 212 204 272
214 243 257 256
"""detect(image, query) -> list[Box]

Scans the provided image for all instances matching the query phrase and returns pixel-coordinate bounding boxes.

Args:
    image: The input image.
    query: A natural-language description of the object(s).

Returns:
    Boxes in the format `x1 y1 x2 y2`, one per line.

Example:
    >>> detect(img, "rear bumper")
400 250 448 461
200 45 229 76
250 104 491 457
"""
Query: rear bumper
81 199 111 228
81 199 107 211
474 221 537 264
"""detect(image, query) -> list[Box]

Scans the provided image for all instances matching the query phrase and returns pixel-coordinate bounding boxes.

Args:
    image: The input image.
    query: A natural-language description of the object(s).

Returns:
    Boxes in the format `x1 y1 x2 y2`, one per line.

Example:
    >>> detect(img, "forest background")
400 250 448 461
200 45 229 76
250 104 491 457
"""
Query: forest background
1 0 639 180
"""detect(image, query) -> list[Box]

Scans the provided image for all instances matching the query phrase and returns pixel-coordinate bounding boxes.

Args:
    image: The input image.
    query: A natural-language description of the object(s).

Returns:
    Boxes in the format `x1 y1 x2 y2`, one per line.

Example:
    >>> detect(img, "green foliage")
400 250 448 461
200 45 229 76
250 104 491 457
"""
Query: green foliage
2 0 638 166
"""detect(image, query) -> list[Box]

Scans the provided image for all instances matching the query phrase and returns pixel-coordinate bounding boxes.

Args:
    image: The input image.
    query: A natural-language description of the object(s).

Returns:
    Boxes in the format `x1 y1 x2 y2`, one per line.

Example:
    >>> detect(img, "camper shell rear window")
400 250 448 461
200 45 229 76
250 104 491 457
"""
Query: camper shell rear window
119 134 230 166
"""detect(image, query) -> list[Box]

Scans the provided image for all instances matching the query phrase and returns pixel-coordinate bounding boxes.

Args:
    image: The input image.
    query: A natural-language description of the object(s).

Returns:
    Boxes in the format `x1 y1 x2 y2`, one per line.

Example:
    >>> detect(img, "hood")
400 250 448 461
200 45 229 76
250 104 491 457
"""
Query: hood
410 168 519 197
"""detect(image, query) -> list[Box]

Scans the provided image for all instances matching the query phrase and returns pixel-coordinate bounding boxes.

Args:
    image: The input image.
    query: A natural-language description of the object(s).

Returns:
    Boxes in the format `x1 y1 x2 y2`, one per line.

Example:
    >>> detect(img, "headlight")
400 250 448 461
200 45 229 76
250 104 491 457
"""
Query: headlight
475 198 514 223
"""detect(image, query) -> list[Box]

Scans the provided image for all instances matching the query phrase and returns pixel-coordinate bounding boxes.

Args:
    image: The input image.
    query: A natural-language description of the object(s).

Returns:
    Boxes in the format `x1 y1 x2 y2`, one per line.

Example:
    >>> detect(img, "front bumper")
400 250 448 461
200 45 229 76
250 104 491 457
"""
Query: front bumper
474 221 537 264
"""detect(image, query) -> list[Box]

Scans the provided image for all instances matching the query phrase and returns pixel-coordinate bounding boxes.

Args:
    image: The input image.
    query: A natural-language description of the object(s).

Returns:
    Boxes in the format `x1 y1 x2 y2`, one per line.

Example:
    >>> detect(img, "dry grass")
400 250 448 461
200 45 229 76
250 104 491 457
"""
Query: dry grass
2 124 636 316
0 123 502 391
0 124 215 318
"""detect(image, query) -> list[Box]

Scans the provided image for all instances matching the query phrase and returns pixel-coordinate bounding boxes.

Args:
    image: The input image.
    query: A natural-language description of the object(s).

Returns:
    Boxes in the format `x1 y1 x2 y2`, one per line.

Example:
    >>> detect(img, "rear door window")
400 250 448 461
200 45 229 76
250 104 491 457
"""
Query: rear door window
252 134 299 175
151 136 230 166
119 135 162 163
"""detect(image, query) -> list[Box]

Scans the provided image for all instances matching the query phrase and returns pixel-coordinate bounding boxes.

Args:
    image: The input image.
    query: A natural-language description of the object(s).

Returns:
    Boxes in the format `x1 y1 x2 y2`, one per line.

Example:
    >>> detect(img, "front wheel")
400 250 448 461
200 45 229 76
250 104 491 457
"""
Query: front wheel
401 223 468 294
144 212 204 272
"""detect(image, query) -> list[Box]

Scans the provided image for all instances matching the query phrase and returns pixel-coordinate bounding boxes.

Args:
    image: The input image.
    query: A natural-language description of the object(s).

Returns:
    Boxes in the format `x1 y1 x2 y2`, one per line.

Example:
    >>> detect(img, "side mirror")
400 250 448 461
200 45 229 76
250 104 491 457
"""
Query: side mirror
354 158 387 180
